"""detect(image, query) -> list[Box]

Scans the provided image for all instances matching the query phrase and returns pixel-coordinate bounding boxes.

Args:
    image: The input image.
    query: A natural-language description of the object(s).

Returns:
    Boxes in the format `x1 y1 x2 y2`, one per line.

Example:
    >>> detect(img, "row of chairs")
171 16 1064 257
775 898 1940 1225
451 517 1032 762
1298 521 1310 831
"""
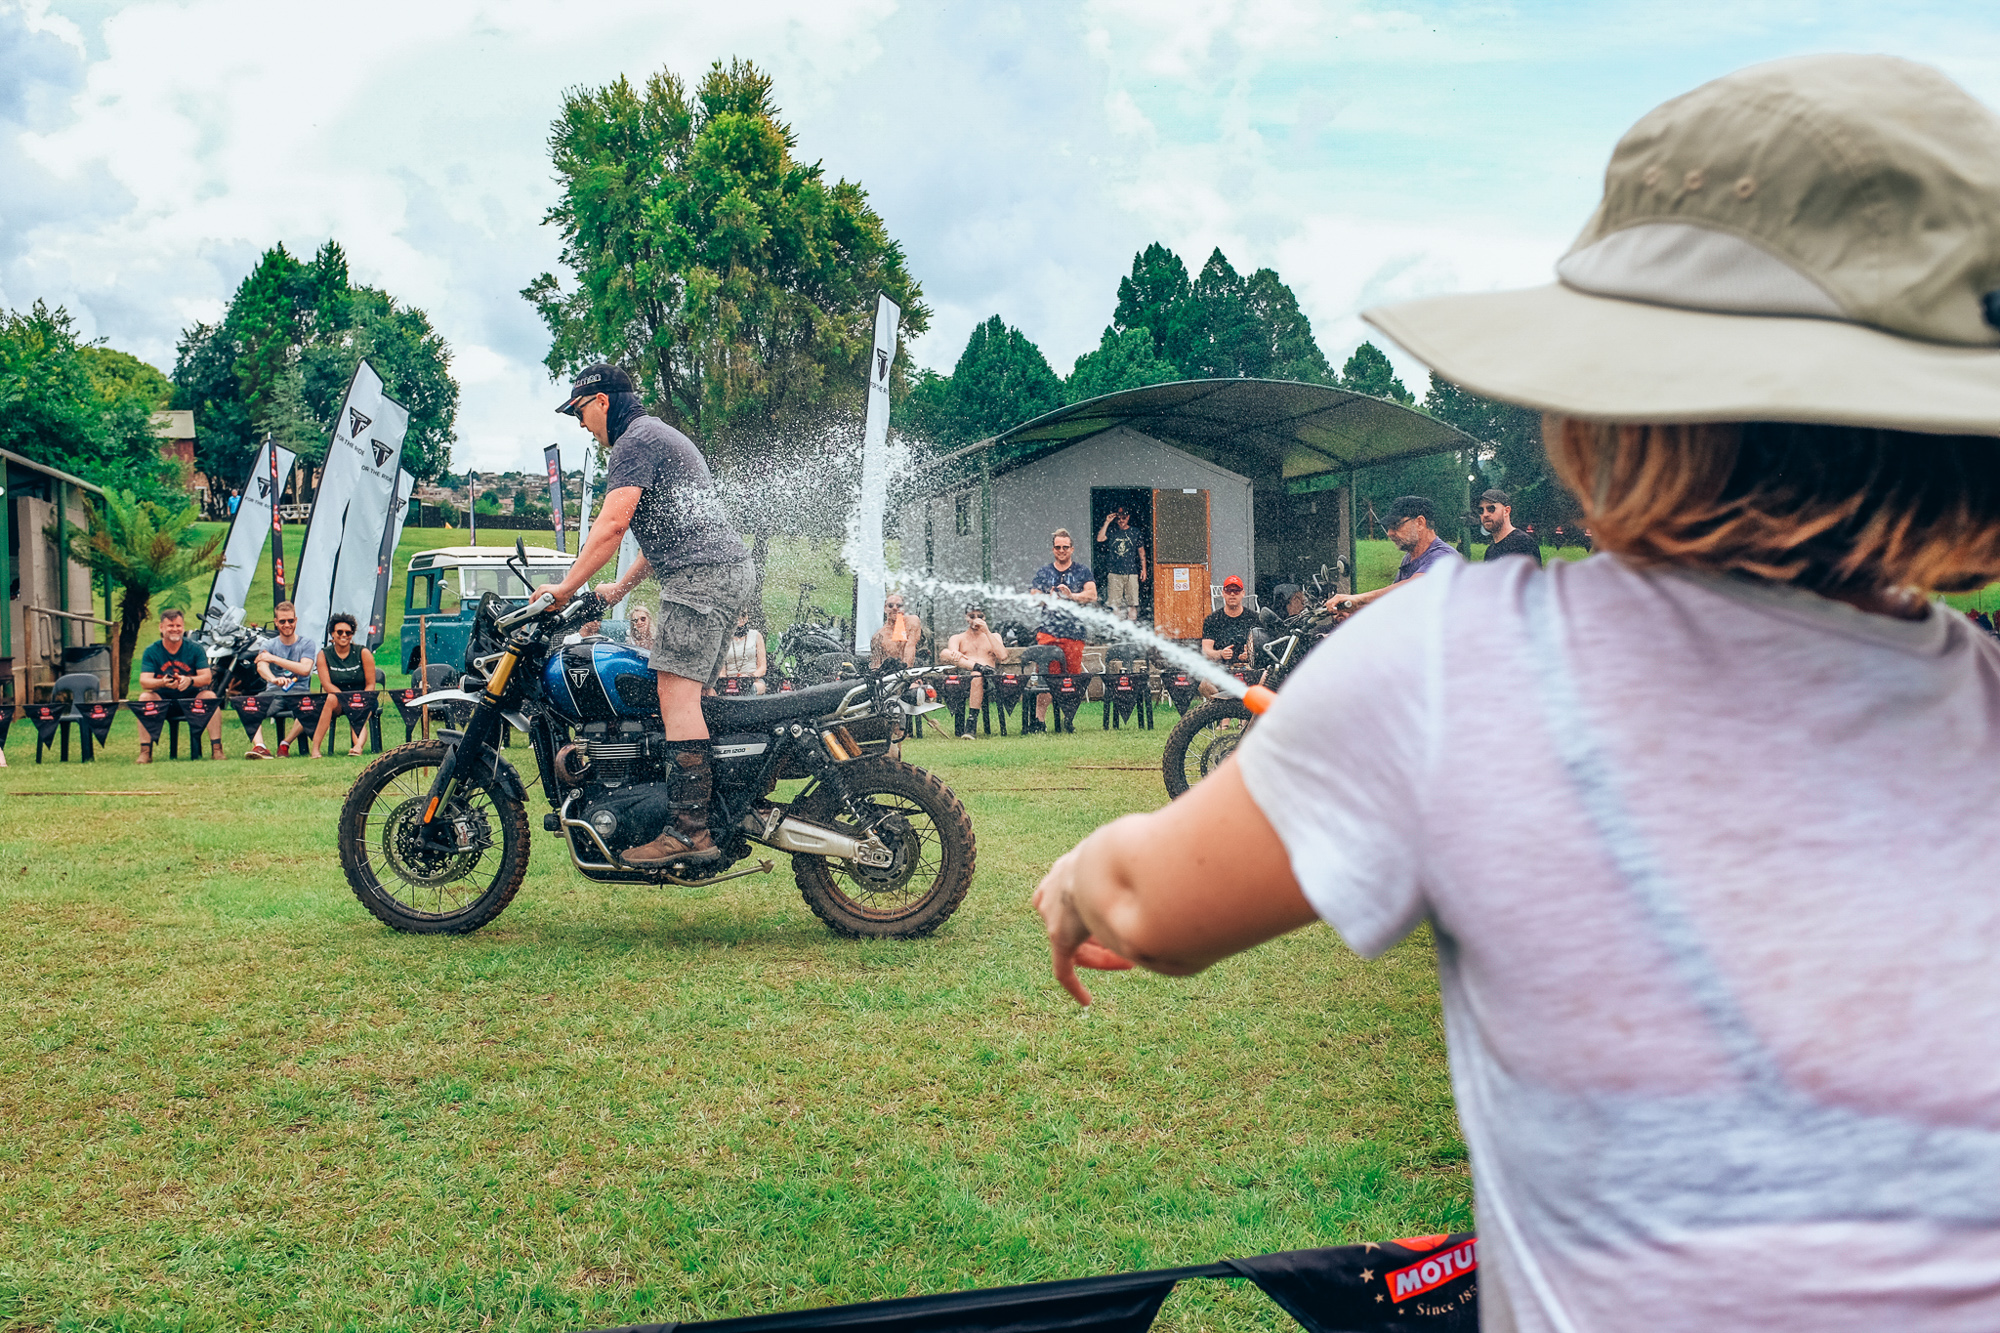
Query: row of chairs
929 649 1231 736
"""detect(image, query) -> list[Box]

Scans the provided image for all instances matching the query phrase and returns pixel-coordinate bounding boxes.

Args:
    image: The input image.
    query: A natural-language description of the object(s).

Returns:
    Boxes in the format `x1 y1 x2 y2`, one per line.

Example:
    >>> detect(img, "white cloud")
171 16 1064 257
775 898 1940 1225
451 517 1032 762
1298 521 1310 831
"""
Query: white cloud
5 0 1999 478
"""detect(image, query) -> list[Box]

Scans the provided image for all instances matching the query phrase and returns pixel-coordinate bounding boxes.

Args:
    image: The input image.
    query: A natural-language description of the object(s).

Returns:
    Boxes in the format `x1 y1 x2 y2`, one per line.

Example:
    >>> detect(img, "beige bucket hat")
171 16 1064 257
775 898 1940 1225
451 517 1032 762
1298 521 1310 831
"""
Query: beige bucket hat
1364 55 2000 434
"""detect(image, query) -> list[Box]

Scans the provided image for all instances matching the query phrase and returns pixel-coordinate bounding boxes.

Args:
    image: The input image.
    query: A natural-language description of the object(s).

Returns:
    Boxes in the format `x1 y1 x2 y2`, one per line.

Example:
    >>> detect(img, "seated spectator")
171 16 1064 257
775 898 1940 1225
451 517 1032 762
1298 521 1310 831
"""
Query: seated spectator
1032 530 1095 726
869 594 924 670
1200 576 1256 697
939 604 1007 739
721 609 768 693
311 613 378 758
247 601 317 759
137 606 224 762
627 605 654 652
1269 583 1308 618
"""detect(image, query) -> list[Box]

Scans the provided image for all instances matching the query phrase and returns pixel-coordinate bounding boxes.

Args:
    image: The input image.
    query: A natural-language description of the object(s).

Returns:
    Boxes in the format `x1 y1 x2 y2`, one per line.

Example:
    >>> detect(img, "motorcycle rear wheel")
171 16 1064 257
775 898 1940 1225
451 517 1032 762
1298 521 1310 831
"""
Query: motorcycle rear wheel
792 757 975 939
338 741 531 934
1161 697 1257 799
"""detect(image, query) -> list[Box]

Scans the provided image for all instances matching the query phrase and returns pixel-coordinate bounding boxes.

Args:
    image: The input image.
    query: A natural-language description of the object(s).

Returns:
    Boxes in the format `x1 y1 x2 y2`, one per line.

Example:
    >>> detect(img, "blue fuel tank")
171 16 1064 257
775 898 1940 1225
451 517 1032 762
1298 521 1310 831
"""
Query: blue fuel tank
543 639 658 723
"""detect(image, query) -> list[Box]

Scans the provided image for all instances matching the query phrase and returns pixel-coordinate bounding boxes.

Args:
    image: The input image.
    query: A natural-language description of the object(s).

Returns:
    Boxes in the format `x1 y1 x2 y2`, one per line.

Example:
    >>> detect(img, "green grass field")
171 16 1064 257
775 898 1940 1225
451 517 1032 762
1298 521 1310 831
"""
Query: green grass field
0 717 1466 1333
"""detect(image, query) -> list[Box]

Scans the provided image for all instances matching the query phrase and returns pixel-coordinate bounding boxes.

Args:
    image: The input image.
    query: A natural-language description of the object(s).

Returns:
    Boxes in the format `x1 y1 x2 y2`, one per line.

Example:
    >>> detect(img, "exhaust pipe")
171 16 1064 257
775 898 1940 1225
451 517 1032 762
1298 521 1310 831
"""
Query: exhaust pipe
755 813 894 867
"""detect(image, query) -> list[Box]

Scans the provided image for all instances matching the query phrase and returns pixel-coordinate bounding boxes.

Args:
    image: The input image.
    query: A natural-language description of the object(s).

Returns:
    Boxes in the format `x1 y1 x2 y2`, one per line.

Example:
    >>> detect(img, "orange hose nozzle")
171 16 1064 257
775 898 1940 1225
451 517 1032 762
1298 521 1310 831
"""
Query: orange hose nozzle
1242 684 1278 714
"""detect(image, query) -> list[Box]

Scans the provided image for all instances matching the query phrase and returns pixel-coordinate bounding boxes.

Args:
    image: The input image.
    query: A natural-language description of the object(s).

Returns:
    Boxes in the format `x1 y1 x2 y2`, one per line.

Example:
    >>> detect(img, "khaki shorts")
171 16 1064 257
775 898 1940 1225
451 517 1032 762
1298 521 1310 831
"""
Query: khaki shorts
1105 572 1141 609
650 558 758 684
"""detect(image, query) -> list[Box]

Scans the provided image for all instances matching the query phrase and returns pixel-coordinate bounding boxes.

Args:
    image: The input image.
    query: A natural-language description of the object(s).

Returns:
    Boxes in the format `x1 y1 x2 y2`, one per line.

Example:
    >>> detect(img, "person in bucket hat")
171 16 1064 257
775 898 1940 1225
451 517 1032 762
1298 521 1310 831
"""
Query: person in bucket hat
1035 56 2000 1330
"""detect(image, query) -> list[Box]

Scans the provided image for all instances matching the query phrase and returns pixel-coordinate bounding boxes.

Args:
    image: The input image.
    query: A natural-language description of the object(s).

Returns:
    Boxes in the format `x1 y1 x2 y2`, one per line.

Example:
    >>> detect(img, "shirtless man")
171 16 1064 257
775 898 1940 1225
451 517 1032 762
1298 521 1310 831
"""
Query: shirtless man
868 593 925 670
939 604 1006 740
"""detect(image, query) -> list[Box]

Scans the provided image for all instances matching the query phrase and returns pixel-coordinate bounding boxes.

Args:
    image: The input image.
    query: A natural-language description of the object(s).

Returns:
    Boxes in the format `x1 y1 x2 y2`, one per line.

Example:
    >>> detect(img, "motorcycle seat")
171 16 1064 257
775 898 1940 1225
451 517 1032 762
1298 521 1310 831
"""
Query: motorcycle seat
702 678 862 730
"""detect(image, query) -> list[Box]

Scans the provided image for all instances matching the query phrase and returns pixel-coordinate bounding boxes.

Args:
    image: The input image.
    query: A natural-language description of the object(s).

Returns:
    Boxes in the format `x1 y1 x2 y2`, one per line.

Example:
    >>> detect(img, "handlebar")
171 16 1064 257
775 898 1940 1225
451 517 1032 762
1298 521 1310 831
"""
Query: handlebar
496 591 556 630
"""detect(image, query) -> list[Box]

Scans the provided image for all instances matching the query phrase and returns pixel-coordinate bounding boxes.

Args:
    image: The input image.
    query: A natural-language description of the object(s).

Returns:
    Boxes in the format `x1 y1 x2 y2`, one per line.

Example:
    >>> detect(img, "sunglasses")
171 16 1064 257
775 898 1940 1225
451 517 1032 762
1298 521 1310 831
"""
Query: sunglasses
1052 544 1072 551
275 618 296 625
332 628 353 636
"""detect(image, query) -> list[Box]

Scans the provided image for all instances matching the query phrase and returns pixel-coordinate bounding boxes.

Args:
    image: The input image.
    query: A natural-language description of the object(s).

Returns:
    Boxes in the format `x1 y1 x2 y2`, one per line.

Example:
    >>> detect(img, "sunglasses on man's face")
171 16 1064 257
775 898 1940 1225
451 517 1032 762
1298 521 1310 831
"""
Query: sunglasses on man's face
1052 544 1072 551
276 618 296 626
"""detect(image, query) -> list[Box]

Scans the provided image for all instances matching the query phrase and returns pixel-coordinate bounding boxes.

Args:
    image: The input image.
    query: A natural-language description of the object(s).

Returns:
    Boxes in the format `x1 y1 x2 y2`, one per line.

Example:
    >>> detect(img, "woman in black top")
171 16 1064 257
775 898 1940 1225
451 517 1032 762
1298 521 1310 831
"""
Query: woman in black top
312 613 378 758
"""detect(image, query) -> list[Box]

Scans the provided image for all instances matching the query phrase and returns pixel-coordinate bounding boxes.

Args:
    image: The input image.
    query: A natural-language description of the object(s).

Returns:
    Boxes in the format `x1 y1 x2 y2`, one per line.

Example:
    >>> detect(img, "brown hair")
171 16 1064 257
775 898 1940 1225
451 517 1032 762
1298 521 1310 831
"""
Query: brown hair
1545 417 2000 595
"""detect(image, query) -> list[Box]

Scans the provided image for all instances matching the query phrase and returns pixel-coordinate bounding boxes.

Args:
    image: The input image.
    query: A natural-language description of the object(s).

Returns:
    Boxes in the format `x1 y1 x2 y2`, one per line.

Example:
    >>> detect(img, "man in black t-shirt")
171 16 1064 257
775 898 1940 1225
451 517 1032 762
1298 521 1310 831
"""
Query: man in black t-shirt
1096 509 1147 621
1199 576 1257 698
1479 488 1544 565
540 364 755 869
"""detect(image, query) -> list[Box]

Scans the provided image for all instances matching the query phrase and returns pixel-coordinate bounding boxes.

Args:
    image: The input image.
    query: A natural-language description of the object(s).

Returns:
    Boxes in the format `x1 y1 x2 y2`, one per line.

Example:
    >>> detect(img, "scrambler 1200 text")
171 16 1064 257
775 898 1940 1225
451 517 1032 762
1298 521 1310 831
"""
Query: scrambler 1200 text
338 540 975 939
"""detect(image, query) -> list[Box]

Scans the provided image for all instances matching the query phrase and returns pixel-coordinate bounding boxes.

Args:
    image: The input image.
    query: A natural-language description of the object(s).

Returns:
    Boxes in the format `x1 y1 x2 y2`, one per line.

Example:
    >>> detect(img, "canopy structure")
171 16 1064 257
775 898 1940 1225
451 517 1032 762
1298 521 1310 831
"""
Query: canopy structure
937 377 1474 495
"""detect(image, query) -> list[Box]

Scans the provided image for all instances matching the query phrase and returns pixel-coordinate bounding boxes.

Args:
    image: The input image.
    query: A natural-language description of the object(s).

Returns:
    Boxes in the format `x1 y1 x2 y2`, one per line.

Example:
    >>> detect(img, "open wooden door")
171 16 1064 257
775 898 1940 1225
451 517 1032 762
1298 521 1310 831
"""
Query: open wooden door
1151 487 1210 640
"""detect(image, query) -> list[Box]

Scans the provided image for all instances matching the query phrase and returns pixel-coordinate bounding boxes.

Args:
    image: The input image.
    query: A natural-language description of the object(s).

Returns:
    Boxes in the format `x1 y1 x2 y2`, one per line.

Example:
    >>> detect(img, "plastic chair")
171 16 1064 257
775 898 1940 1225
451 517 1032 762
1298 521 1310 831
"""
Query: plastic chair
41 673 104 763
1101 644 1154 730
1019 645 1066 735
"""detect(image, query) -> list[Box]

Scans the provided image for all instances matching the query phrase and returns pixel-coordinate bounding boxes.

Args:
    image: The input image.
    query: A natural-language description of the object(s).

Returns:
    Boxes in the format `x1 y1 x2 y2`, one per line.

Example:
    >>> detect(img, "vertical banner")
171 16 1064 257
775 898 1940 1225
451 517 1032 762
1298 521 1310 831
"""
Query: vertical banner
269 439 288 605
544 445 565 554
294 359 411 643
366 468 415 648
613 529 640 618
203 437 297 628
577 449 595 552
853 293 900 653
469 473 478 547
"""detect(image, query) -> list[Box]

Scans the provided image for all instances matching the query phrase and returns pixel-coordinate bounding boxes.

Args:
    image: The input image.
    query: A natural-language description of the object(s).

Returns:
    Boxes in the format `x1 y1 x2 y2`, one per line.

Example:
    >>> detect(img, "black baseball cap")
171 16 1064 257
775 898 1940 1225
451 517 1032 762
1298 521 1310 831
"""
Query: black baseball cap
556 363 635 415
1382 495 1436 527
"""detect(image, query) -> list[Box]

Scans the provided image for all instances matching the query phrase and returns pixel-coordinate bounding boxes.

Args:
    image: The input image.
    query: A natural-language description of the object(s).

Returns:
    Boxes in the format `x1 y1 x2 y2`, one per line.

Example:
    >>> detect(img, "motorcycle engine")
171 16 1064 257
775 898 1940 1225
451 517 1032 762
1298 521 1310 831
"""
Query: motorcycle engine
574 720 664 788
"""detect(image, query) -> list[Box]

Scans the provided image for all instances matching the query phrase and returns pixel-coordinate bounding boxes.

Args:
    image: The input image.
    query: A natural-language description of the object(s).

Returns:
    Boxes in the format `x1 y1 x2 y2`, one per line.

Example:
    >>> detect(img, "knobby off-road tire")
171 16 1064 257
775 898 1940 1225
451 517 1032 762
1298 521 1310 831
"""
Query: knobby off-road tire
338 741 532 935
792 757 975 939
1161 697 1257 799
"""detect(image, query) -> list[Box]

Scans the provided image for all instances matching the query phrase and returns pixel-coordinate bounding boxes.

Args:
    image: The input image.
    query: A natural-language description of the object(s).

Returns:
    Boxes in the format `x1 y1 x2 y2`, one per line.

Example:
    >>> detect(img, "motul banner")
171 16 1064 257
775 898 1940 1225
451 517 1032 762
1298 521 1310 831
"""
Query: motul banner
544 444 566 553
295 359 410 642
854 293 899 652
365 469 414 648
202 437 296 629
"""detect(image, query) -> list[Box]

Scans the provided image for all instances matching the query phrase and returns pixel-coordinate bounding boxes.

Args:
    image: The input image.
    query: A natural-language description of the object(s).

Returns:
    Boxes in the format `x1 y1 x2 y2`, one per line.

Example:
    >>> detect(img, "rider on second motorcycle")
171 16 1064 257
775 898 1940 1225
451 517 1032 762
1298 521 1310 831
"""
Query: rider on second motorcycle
536 363 757 869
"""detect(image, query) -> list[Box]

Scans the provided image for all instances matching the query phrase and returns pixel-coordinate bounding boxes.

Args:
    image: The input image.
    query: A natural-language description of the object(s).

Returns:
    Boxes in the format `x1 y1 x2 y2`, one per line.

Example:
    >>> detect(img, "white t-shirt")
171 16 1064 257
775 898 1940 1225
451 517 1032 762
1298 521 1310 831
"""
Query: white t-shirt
1238 553 2000 1332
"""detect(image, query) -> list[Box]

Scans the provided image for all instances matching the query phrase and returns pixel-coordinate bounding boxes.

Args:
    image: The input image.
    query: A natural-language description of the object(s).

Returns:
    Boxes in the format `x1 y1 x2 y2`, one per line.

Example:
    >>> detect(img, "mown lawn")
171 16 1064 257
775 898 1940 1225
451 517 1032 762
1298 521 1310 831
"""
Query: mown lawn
0 716 1465 1333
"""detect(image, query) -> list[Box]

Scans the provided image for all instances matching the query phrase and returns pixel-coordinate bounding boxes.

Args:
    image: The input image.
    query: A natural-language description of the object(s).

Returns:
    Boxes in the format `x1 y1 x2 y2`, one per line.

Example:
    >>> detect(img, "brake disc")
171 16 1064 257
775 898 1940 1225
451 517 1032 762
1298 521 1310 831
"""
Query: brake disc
382 795 492 886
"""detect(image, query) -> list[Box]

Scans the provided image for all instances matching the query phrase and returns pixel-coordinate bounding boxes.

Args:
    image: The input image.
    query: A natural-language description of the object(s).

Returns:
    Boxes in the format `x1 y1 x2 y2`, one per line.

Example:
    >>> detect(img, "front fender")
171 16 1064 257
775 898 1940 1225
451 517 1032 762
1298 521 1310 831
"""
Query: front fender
406 688 532 735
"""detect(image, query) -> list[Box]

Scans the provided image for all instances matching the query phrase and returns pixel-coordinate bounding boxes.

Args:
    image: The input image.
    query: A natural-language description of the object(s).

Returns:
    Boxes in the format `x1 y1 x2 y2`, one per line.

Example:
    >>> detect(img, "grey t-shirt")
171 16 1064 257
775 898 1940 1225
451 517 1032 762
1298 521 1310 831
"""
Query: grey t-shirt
602 415 750 574
259 634 318 690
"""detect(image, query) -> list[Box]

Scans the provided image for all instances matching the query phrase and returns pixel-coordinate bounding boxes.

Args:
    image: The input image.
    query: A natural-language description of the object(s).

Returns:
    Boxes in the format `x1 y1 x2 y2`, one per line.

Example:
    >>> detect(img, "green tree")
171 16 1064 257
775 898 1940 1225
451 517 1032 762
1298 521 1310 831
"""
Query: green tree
1245 269 1334 384
523 58 928 448
170 241 459 490
77 347 173 408
1422 373 1579 536
0 302 178 498
1338 340 1414 404
1113 243 1334 384
1064 326 1181 404
58 489 225 697
901 316 1062 447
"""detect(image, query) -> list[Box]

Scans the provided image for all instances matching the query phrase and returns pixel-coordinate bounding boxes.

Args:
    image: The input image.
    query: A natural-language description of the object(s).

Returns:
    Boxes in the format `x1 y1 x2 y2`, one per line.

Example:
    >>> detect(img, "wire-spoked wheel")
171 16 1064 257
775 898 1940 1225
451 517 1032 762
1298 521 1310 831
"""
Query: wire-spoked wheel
792 757 975 938
338 742 531 934
1161 697 1258 799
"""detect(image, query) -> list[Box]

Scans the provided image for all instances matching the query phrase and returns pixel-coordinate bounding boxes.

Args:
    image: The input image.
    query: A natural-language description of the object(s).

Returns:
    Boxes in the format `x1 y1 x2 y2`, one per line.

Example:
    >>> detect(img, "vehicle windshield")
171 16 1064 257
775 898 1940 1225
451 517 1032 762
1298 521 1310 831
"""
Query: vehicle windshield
459 566 570 600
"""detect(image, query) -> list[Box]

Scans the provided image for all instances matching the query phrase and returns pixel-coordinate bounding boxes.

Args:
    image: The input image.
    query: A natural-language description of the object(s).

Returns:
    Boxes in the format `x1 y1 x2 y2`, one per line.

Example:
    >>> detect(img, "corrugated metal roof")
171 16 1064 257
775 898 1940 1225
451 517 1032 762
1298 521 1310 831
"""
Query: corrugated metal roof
932 378 1473 484
150 409 196 440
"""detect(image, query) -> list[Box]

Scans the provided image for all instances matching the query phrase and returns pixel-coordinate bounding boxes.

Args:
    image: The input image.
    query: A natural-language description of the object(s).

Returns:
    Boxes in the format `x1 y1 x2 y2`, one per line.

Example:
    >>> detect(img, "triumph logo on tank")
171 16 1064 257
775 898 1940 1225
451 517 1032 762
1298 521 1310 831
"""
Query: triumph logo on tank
1386 1239 1477 1302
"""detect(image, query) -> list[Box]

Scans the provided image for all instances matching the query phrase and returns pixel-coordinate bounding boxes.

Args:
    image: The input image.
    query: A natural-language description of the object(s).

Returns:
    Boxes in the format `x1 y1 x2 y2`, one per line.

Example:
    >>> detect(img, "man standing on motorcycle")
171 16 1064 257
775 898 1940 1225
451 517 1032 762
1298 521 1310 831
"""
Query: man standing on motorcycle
537 364 756 870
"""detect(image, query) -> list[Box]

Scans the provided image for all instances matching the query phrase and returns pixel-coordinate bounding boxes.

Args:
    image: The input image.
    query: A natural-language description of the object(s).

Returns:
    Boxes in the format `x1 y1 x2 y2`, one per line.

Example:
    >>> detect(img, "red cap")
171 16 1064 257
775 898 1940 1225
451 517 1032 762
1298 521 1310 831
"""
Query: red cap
1222 575 1244 592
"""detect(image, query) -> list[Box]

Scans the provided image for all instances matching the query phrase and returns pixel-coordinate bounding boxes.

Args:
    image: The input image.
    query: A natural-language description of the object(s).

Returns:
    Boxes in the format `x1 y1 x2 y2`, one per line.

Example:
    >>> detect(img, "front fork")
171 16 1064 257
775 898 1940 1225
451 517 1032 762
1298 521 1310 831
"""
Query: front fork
417 643 521 847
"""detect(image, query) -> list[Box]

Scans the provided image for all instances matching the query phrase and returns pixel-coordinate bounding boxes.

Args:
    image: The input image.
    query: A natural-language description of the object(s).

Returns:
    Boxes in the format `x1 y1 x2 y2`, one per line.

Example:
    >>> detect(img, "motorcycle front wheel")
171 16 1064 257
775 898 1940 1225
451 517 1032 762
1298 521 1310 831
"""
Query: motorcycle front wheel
792 757 975 939
1161 697 1257 799
337 741 531 934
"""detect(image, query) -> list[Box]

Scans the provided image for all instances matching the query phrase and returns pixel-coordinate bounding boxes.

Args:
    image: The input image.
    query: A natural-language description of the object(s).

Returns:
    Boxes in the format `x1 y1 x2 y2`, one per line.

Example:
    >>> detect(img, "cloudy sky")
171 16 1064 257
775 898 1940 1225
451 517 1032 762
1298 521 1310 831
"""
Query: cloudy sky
5 0 1998 473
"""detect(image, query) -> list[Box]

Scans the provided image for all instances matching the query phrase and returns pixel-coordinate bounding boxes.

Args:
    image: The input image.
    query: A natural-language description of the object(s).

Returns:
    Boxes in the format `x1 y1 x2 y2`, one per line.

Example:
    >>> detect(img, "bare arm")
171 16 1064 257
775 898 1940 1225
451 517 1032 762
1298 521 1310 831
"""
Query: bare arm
1097 515 1114 542
1032 759 1316 1005
362 648 378 690
753 634 766 677
1328 573 1420 617
1073 580 1097 607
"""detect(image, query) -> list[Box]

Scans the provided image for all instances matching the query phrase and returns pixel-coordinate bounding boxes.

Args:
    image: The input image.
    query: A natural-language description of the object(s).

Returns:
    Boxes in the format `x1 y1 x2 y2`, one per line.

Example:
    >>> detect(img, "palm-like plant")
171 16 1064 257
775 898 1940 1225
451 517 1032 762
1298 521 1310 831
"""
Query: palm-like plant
57 491 224 697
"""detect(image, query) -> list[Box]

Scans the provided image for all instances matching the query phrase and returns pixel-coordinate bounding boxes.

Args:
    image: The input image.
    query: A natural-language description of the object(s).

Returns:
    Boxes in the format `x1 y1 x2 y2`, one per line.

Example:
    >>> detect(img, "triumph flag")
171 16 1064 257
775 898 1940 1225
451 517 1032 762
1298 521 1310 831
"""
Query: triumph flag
853 293 900 653
544 445 565 553
202 437 297 629
294 359 410 643
365 469 415 648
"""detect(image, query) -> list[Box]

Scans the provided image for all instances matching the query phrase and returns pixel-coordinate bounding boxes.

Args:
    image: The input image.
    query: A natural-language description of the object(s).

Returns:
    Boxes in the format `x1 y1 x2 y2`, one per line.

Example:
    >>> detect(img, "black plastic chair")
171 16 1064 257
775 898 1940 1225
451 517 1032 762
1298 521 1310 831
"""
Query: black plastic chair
40 672 106 763
1101 644 1154 730
1019 645 1066 735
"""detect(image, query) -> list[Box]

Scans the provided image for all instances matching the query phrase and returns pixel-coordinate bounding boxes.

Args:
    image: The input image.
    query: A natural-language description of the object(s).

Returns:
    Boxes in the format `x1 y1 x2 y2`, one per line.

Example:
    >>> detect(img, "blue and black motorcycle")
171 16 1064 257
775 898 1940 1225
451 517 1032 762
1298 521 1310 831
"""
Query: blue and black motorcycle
338 541 974 940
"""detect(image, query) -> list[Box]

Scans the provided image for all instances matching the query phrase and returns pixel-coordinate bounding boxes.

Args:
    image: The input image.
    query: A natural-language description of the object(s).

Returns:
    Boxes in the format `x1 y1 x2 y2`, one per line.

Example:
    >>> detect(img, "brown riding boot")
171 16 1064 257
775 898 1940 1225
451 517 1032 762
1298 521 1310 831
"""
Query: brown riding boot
621 748 723 868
